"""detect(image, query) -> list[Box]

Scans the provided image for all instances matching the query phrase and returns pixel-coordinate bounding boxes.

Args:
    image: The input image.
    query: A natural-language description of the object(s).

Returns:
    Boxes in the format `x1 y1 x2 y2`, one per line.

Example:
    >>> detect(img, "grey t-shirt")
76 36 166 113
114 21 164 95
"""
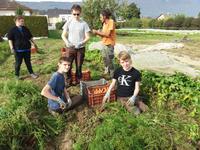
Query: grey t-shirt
62 18 90 47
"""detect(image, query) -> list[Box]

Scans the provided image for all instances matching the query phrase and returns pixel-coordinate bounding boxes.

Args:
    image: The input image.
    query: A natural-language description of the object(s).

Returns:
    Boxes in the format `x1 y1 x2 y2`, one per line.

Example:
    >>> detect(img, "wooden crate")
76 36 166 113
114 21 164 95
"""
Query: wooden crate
80 79 116 107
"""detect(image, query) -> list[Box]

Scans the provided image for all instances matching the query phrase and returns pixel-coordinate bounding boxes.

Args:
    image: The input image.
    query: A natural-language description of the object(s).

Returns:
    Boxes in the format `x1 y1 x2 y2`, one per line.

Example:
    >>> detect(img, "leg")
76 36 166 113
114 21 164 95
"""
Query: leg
65 48 76 83
23 51 34 74
135 99 149 112
107 46 115 77
75 47 85 80
67 95 83 110
101 45 110 74
14 52 23 77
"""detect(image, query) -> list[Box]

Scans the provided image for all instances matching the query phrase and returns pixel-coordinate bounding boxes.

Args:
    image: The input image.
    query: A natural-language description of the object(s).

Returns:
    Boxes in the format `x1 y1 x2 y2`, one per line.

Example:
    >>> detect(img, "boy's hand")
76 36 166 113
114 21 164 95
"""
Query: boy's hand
58 97 66 109
126 95 136 106
66 40 74 48
75 41 84 49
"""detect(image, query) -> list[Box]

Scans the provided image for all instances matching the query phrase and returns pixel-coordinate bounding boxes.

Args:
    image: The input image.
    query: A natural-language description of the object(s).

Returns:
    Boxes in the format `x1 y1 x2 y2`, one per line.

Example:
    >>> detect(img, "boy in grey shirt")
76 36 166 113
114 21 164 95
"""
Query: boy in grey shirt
61 4 90 85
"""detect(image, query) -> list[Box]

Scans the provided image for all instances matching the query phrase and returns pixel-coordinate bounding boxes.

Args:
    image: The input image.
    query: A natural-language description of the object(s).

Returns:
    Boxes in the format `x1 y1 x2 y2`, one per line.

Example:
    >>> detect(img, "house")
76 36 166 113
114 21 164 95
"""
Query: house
44 8 71 30
0 0 32 16
156 13 172 20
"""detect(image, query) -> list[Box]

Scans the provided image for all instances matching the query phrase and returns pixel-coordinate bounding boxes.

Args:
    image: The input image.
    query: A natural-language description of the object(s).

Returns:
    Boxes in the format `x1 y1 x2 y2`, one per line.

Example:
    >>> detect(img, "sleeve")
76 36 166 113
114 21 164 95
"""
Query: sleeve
113 69 118 80
84 22 91 33
7 28 14 40
48 74 57 90
135 71 141 82
62 19 71 32
25 27 33 40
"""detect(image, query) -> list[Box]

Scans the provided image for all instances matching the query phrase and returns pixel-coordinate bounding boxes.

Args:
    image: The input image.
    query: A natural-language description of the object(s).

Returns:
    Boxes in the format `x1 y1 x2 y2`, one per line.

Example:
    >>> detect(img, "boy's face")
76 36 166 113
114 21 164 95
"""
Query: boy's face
58 61 71 73
16 19 24 27
100 14 106 23
119 58 132 71
72 9 81 20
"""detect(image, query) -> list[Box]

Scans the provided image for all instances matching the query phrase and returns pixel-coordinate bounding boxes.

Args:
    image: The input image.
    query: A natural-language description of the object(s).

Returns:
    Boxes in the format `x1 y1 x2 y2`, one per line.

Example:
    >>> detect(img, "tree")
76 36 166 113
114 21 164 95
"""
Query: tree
15 7 24 16
117 1 140 20
82 0 119 29
173 14 185 28
198 12 200 18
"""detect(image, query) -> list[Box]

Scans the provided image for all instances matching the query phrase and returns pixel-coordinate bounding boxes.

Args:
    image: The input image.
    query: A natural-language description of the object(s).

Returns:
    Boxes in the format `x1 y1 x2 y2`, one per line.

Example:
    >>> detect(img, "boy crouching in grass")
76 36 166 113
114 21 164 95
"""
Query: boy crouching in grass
102 51 148 114
41 57 82 116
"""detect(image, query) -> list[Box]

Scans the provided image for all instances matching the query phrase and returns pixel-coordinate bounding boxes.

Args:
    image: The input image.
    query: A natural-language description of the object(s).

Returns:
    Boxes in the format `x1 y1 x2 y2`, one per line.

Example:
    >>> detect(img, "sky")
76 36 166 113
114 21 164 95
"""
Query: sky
16 0 82 2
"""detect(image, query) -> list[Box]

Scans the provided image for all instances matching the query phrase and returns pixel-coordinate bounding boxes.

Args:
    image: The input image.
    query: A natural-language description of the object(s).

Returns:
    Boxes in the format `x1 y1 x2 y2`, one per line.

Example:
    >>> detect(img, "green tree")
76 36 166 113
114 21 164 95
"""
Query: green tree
15 7 24 16
82 0 119 29
198 12 200 18
173 14 185 28
183 17 193 28
117 1 140 20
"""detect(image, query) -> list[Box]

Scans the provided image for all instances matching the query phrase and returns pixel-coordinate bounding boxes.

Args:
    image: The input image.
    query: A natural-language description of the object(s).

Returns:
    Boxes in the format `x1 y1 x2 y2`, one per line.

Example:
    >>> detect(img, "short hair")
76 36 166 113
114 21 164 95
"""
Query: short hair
101 9 112 19
58 57 71 64
118 51 131 61
71 4 81 12
14 15 24 22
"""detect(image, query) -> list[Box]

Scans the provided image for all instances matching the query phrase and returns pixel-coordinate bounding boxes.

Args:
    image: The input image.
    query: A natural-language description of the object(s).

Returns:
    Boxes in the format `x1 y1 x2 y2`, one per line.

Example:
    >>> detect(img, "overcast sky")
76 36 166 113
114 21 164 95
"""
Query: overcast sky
16 0 82 2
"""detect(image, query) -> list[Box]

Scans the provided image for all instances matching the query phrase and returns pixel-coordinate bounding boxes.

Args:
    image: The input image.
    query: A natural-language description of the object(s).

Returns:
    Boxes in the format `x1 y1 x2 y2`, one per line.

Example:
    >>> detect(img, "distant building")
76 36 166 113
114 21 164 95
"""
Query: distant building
0 0 32 16
42 8 71 30
156 13 172 20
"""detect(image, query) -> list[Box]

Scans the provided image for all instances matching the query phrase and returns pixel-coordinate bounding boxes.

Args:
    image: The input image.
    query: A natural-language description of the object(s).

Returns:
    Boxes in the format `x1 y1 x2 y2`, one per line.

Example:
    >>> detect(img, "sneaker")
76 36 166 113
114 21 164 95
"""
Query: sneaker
15 75 20 80
30 73 38 79
104 67 109 74
134 107 141 115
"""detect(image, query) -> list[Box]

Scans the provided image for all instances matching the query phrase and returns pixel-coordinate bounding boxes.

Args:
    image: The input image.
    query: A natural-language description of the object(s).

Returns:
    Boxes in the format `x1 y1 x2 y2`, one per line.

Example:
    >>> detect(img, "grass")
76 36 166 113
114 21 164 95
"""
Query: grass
0 30 199 149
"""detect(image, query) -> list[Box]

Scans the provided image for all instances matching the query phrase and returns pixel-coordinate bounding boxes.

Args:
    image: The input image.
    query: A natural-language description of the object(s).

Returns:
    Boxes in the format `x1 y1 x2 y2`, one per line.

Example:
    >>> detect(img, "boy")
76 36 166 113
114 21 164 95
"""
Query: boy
7 15 38 79
92 9 116 78
101 51 148 114
41 57 82 116
61 4 90 85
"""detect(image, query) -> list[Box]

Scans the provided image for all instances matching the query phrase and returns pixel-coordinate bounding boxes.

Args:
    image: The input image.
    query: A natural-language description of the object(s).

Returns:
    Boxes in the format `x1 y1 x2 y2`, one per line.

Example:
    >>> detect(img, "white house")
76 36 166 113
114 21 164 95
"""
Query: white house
0 0 32 16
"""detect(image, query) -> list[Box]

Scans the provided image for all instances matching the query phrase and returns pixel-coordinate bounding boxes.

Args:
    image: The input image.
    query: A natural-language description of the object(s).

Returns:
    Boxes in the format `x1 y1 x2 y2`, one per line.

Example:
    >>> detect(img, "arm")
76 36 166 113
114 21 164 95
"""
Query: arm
82 32 90 44
102 79 117 104
41 84 66 109
126 81 140 105
41 84 60 102
92 29 111 38
61 29 69 45
8 40 14 53
30 38 38 49
64 88 72 107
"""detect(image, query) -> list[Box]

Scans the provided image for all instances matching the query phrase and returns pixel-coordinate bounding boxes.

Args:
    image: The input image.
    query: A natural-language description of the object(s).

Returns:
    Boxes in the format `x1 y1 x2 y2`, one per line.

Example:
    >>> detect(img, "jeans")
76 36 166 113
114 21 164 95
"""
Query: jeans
14 51 33 76
65 47 85 80
101 45 115 77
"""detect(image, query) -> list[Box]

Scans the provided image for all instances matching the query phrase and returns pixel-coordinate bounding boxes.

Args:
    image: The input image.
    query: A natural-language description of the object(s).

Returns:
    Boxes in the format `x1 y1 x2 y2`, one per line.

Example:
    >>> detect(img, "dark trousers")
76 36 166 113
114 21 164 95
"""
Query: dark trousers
65 47 85 80
14 51 33 76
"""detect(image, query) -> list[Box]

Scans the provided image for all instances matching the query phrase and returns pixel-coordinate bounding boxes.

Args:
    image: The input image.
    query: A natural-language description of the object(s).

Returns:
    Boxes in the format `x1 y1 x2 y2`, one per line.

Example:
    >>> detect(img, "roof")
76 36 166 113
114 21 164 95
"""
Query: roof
0 0 32 12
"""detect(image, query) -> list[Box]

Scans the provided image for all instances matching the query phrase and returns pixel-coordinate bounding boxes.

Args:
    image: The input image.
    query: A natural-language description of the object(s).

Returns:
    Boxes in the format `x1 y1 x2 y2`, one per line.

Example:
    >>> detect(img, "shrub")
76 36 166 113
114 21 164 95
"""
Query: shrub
0 16 48 37
55 21 65 30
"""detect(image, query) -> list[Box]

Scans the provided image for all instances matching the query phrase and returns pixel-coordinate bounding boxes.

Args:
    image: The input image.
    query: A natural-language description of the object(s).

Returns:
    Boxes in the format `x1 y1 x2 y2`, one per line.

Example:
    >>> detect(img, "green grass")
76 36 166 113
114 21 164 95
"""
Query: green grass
0 30 199 149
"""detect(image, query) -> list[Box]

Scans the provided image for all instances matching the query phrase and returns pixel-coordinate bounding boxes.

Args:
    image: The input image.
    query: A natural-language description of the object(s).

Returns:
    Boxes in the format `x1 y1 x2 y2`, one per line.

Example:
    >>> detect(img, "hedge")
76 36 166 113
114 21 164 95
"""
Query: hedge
0 16 48 37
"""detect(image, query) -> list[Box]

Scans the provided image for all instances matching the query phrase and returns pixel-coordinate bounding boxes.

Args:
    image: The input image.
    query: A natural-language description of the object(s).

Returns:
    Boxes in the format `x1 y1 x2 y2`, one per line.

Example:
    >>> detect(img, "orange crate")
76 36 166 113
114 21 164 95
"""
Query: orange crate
71 70 91 82
61 47 69 57
80 79 116 107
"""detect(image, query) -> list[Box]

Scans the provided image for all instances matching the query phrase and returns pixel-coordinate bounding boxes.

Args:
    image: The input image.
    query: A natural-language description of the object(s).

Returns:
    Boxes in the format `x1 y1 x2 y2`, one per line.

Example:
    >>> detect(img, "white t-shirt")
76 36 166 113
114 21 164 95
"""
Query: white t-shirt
62 18 90 47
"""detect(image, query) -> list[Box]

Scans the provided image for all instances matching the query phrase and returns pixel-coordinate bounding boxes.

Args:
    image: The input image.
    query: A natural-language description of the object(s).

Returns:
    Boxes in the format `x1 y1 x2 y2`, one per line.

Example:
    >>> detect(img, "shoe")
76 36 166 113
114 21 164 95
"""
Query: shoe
30 73 38 79
134 107 141 115
104 67 109 74
15 75 20 80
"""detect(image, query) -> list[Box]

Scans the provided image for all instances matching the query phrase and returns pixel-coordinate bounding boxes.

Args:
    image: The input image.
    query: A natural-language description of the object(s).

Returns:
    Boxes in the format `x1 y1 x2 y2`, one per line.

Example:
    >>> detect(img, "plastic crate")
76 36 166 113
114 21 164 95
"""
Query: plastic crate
71 70 91 82
61 47 69 57
80 79 116 107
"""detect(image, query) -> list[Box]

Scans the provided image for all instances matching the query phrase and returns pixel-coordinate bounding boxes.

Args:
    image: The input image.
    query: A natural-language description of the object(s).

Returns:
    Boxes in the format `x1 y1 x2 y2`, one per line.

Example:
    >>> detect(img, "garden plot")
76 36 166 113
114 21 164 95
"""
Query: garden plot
89 42 200 77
